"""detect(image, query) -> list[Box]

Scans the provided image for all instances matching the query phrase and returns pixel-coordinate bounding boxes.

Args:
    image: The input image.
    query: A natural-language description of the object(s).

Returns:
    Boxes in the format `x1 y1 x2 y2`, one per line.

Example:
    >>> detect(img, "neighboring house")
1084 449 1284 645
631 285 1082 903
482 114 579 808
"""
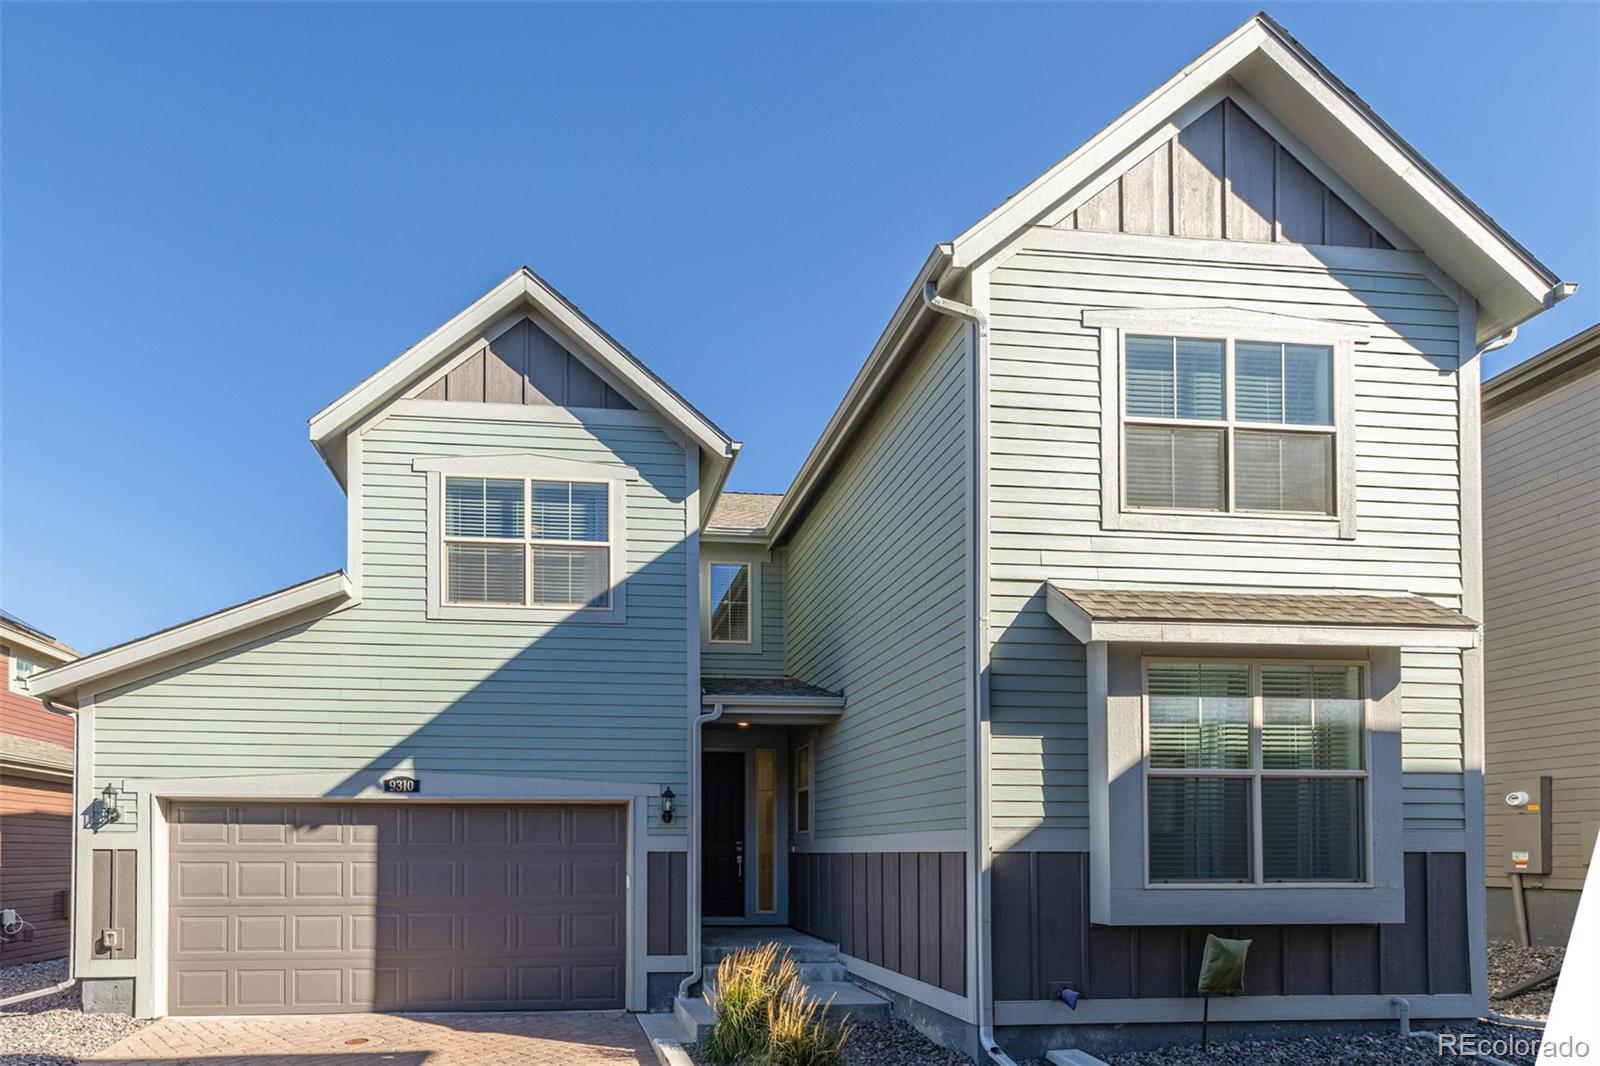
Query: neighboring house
0 611 80 966
1481 324 1600 947
26 12 1577 1057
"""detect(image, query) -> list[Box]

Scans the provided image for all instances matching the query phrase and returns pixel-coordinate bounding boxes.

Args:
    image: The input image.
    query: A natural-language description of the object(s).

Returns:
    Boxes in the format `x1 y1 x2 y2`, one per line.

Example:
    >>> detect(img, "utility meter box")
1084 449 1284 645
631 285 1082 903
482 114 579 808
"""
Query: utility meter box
1503 775 1552 875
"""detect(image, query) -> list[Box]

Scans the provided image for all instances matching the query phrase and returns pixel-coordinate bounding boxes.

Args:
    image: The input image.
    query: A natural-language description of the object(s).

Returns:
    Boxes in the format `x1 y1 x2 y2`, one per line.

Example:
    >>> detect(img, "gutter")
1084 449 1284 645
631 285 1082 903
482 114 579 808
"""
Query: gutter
677 702 727 1004
920 280 1016 1066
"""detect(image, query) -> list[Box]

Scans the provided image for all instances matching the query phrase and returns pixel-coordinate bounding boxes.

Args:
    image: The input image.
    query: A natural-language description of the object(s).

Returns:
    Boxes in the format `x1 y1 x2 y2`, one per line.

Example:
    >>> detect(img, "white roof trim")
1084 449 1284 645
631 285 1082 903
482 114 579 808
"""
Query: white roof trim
1044 585 1478 649
946 13 1567 342
309 268 734 484
28 571 353 700
0 623 80 666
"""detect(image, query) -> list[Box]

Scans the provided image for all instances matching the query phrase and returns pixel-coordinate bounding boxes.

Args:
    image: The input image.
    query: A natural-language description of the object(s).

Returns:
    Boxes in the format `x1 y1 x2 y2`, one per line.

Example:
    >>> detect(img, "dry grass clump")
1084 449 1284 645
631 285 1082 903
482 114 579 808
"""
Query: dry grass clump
702 944 849 1065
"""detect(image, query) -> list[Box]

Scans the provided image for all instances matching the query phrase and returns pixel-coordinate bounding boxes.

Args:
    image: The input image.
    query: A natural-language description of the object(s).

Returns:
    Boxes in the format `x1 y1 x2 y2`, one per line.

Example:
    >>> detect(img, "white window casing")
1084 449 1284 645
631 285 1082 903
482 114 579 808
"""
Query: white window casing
9 652 39 694
1087 307 1368 540
701 559 763 652
416 453 635 624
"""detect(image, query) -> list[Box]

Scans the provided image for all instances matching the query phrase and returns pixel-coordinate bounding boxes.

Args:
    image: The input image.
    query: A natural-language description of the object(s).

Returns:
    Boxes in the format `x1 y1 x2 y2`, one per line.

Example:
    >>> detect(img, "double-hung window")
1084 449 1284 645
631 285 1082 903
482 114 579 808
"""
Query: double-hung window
443 476 612 609
1124 334 1337 517
8 652 39 694
1145 660 1368 886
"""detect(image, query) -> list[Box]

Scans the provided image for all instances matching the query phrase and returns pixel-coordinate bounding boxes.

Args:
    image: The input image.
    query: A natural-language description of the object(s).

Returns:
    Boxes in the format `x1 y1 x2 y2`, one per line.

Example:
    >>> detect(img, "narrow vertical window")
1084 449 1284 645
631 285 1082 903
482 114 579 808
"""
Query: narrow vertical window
708 562 751 643
756 748 776 913
794 744 812 833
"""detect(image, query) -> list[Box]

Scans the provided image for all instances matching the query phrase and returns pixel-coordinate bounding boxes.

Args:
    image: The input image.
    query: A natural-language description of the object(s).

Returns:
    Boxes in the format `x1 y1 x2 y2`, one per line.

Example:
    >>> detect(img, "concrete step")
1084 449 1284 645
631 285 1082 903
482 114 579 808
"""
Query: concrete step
701 938 840 965
702 960 846 985
802 981 892 1023
674 992 716 1043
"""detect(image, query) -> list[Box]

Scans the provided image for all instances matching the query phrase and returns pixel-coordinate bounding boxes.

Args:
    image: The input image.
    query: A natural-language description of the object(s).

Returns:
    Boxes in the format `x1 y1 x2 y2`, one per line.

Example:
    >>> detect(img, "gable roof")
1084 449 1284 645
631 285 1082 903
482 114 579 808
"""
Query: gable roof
767 12 1572 544
706 491 783 536
309 266 738 488
0 610 80 665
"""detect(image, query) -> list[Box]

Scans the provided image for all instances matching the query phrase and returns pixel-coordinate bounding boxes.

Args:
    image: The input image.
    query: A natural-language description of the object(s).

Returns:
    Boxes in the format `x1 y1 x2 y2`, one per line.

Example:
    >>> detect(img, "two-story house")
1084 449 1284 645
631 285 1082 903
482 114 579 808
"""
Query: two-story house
29 13 1574 1059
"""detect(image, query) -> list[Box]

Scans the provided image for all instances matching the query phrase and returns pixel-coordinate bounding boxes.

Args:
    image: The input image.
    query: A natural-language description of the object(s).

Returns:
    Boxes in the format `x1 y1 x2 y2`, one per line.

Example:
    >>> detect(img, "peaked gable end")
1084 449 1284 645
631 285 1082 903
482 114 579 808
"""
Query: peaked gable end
412 317 637 410
1059 99 1393 250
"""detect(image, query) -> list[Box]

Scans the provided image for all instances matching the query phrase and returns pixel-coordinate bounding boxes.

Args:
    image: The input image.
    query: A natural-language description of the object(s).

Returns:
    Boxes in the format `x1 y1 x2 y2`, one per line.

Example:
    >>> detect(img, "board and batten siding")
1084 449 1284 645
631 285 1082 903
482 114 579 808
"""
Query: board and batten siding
700 549 787 678
88 410 692 834
784 320 971 839
985 229 1469 839
1483 364 1600 891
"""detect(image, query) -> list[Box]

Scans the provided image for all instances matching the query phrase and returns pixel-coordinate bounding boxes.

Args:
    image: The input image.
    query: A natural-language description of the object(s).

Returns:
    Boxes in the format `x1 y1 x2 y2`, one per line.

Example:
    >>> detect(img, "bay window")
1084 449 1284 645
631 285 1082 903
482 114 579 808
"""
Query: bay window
1145 659 1368 886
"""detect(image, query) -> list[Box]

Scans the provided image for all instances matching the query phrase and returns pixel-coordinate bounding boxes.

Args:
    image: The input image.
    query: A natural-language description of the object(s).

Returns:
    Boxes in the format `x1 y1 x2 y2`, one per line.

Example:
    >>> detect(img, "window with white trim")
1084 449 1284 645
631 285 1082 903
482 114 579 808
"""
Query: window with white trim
708 562 751 643
8 652 39 694
1145 660 1367 885
794 743 813 834
1123 335 1337 516
443 476 612 609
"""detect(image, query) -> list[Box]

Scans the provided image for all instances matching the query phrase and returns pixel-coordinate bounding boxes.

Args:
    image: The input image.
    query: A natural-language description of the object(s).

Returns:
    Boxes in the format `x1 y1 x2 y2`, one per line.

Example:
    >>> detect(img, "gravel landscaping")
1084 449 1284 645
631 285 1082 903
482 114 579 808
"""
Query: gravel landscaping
1488 939 1564 1020
688 1019 974 1065
0 977 151 1066
0 961 68 1004
1093 1022 1545 1066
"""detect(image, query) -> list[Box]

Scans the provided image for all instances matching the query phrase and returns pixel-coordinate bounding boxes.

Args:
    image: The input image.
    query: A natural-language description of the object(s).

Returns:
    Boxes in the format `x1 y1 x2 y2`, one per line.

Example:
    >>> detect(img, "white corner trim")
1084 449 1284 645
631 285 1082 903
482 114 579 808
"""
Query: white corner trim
412 452 641 482
1082 305 1372 344
29 572 353 700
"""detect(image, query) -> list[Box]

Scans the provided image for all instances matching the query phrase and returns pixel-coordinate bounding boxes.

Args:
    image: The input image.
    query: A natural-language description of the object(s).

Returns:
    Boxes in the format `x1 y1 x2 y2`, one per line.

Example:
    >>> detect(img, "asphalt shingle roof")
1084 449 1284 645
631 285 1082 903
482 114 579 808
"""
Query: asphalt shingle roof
707 492 783 532
1051 586 1478 629
702 676 841 700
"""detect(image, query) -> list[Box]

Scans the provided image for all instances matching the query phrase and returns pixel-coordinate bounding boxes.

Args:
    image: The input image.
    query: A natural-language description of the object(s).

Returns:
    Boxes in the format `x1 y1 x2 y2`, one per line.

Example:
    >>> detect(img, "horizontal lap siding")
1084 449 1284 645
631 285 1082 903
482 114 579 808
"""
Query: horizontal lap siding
0 775 73 965
785 323 970 837
700 550 787 677
92 414 690 834
1483 368 1600 889
987 236 1466 836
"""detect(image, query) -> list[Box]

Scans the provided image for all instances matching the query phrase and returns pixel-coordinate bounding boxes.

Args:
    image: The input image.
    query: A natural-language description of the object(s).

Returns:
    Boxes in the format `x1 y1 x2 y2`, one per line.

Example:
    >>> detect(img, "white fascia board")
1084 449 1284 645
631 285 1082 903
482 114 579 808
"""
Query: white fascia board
946 14 1567 343
309 269 735 482
28 571 353 700
765 245 951 544
948 18 1266 269
0 625 81 666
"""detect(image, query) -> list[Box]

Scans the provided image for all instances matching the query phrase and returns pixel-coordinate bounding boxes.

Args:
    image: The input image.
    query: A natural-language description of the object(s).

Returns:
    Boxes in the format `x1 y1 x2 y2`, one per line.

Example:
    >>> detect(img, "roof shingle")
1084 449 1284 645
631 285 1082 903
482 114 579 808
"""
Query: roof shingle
707 492 782 532
1051 586 1477 629
702 676 841 700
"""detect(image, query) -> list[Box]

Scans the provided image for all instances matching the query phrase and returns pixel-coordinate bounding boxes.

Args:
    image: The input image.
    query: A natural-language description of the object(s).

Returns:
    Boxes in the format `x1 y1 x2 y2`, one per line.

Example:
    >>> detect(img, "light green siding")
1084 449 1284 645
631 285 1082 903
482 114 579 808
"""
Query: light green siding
701 549 787 677
985 231 1469 838
90 410 691 834
784 321 971 838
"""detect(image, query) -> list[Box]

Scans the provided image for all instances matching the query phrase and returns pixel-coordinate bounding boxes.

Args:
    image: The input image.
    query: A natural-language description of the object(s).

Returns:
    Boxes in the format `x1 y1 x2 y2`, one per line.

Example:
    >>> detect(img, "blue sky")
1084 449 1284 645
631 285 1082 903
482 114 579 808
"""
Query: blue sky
3 2 1596 652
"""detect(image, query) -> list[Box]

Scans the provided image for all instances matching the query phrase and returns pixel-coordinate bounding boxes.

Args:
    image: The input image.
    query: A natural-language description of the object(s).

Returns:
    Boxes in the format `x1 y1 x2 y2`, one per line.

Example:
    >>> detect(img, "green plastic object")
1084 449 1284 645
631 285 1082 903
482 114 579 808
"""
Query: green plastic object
1197 934 1252 996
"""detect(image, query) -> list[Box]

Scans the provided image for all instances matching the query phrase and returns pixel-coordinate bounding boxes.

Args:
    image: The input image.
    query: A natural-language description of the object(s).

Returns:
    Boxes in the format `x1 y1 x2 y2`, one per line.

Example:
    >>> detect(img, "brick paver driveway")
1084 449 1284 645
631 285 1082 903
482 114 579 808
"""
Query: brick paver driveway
87 1010 654 1065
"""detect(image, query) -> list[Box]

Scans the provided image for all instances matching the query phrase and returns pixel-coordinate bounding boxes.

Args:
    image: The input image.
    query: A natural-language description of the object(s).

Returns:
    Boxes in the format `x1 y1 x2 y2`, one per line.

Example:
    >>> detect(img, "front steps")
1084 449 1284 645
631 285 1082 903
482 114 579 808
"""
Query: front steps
673 927 891 1042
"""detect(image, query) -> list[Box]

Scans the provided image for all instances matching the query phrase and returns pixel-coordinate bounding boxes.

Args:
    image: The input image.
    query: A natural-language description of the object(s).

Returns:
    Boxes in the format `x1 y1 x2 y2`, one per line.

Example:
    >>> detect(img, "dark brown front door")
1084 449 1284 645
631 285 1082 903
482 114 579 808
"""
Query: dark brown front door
702 752 745 917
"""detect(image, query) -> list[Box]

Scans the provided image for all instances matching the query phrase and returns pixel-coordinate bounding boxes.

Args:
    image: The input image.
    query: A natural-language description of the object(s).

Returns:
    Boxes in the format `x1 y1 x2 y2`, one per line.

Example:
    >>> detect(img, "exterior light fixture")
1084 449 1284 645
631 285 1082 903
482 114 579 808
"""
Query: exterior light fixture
100 783 122 823
737 721 750 728
660 787 675 824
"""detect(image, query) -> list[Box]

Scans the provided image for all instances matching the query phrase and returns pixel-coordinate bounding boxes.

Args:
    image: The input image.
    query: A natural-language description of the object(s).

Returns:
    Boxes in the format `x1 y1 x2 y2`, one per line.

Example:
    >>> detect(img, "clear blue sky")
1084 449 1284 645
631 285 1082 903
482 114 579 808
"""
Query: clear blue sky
3 2 1596 653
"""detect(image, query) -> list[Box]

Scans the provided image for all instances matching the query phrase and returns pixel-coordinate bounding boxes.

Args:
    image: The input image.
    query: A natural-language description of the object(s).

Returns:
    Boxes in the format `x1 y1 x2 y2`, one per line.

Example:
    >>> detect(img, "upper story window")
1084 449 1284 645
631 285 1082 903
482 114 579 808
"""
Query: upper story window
1123 334 1336 516
9 652 39 694
1145 659 1368 886
708 563 751 643
417 454 631 625
444 477 611 609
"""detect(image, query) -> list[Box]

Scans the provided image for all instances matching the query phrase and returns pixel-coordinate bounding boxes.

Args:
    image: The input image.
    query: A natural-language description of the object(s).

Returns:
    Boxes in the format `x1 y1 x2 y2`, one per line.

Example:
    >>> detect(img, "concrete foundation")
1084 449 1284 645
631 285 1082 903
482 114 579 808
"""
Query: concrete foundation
80 978 134 1015
1487 885 1579 948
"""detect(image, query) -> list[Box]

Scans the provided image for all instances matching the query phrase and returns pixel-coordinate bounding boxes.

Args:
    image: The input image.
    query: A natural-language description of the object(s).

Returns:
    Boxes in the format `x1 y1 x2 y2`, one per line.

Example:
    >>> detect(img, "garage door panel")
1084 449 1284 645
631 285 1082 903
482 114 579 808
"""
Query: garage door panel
169 803 627 1015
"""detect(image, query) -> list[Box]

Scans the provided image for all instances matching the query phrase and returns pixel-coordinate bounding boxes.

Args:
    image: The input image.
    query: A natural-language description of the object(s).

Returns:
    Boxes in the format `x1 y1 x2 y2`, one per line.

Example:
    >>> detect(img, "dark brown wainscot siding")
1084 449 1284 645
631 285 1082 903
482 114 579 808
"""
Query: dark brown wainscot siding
992 852 1469 1001
790 851 966 995
646 851 689 957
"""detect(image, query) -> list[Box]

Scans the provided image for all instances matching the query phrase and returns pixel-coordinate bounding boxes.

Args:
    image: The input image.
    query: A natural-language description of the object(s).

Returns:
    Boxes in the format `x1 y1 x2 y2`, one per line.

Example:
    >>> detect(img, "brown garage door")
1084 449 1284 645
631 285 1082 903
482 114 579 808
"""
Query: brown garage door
168 802 627 1015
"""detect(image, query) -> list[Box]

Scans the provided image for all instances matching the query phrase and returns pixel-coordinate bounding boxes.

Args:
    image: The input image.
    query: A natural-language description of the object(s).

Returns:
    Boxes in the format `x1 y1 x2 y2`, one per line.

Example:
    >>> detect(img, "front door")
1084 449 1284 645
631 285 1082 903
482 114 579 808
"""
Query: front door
702 752 745 917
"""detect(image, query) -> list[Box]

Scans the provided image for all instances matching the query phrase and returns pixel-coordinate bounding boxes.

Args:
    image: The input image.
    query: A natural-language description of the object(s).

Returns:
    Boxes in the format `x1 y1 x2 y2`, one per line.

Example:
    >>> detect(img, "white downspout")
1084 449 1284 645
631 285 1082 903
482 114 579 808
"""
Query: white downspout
922 280 1016 1066
1476 327 1517 358
677 701 726 1002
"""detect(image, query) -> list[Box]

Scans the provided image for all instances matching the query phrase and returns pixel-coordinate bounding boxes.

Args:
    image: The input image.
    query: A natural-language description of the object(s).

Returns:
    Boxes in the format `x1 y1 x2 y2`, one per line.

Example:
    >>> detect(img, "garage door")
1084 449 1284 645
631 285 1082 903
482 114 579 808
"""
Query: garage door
168 802 627 1015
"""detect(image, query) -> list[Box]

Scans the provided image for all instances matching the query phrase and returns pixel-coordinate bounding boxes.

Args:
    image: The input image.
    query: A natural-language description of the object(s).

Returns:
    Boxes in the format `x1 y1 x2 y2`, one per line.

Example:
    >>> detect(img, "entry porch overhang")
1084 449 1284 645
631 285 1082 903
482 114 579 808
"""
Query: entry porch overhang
701 677 845 726
1045 584 1480 649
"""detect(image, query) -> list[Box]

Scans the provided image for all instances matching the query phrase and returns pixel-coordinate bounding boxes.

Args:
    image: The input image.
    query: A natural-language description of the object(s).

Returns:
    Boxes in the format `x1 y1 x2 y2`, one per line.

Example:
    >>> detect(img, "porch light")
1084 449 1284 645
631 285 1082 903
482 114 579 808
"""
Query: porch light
100 782 122 823
737 721 750 728
660 787 675 824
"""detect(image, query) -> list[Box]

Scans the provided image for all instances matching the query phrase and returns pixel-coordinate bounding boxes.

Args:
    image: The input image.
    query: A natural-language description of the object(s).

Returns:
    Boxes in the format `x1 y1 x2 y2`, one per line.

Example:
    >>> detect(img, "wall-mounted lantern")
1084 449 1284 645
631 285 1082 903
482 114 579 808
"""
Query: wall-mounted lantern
100 783 123 824
660 786 675 824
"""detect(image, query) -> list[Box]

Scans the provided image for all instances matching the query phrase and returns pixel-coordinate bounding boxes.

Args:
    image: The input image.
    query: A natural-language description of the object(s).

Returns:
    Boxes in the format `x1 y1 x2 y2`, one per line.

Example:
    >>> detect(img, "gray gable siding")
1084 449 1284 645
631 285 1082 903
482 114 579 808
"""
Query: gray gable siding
700 548 787 678
1483 365 1600 892
784 321 971 839
984 230 1468 839
89 411 691 835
